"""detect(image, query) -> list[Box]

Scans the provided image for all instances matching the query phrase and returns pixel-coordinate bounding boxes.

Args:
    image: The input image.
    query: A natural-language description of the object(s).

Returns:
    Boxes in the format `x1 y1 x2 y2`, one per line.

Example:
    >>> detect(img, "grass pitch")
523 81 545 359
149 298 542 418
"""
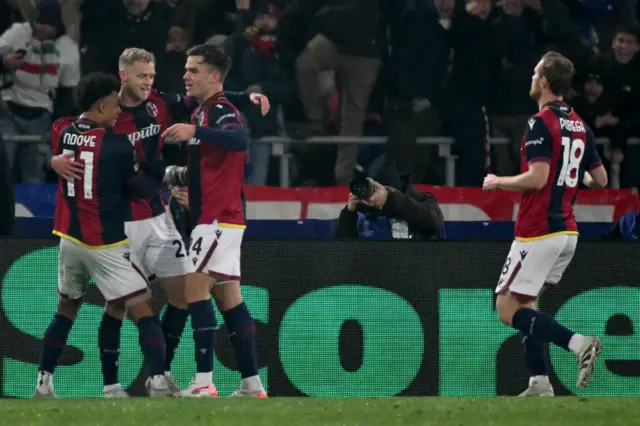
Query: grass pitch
0 397 638 426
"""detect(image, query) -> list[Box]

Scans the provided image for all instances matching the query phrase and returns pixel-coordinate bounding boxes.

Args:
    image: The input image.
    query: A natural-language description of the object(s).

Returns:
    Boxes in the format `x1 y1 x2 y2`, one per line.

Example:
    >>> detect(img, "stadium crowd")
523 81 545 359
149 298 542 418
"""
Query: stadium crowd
0 0 639 188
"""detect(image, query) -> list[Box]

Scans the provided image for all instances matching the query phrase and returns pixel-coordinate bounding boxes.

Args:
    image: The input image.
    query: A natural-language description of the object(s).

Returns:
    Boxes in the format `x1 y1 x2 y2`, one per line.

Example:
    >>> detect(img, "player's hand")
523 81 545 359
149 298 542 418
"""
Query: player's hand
51 151 84 181
162 123 196 142
347 193 361 212
361 179 388 209
2 51 25 69
483 173 501 191
249 92 270 116
173 187 189 209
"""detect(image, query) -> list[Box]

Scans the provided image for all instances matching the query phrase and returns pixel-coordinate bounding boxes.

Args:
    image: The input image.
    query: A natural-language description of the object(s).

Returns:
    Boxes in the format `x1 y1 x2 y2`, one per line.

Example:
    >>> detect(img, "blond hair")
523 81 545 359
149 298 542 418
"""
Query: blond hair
118 48 156 70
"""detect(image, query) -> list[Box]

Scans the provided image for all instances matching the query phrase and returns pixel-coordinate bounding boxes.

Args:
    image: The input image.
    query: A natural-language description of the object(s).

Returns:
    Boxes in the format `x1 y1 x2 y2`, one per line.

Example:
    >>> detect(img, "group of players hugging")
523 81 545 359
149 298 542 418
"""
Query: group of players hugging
34 44 605 398
36 45 268 398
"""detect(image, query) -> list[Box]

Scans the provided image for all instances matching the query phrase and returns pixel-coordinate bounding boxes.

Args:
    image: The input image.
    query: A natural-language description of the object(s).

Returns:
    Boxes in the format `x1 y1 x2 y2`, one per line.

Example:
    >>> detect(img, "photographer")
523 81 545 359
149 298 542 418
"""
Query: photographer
335 166 445 240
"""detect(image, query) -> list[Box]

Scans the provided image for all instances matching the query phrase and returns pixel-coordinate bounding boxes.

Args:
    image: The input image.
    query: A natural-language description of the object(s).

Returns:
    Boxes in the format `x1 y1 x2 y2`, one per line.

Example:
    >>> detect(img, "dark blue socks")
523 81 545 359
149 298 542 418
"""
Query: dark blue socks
222 302 258 378
161 304 189 372
189 300 216 373
98 313 122 386
521 332 548 376
137 316 166 377
512 308 574 351
39 314 73 374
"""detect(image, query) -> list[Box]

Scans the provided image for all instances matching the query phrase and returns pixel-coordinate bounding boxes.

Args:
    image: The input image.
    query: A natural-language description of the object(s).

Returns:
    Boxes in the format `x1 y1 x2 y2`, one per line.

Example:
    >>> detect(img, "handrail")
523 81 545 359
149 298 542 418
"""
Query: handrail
4 134 635 187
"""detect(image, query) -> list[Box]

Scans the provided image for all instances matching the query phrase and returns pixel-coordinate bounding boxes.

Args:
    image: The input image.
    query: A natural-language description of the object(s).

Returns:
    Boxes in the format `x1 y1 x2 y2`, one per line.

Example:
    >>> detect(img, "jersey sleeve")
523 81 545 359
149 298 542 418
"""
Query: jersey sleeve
50 117 75 154
524 116 553 164
208 101 242 130
161 92 197 122
583 129 603 171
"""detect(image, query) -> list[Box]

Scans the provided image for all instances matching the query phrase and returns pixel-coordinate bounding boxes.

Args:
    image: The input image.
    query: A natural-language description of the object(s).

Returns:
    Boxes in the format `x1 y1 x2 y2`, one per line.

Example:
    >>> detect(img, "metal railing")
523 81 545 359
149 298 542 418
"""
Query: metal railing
4 134 639 188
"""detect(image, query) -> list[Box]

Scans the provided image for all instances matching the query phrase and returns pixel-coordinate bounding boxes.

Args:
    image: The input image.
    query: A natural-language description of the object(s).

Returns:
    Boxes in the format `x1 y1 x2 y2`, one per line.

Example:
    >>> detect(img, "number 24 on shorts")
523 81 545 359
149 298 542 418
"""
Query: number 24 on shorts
172 237 204 258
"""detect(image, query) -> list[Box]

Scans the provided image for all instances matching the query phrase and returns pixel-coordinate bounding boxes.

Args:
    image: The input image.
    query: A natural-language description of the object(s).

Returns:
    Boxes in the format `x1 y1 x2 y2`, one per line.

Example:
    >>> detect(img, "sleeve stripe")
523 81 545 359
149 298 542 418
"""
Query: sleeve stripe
586 161 603 171
221 123 241 130
527 157 552 165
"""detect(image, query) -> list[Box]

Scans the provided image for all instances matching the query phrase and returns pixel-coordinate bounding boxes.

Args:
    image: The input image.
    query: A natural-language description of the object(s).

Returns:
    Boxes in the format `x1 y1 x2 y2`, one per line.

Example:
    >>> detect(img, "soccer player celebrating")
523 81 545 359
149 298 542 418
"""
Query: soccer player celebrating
483 52 608 396
162 45 266 398
34 73 171 398
48 48 269 397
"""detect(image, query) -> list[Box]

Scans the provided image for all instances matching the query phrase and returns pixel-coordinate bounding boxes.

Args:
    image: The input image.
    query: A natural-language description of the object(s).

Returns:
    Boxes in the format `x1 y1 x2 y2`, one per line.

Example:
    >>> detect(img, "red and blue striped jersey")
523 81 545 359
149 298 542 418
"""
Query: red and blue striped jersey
52 117 156 247
515 101 602 240
187 92 246 226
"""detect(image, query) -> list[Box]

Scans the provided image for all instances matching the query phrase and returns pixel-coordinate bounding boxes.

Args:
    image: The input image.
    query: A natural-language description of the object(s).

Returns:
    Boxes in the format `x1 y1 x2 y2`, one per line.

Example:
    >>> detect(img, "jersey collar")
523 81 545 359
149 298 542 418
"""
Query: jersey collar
542 100 573 114
75 115 101 129
201 91 227 108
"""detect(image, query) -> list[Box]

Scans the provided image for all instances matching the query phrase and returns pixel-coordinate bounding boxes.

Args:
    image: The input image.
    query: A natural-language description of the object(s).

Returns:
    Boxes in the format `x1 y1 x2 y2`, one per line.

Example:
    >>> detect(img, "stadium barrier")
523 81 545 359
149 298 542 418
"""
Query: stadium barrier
6 135 639 187
1 239 638 398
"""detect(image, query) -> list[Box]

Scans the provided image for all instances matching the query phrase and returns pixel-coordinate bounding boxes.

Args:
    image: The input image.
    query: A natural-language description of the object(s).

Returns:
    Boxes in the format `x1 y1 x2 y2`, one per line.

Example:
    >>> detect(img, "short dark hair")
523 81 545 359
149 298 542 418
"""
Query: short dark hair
74 73 120 112
186 44 232 81
540 51 575 97
614 22 639 41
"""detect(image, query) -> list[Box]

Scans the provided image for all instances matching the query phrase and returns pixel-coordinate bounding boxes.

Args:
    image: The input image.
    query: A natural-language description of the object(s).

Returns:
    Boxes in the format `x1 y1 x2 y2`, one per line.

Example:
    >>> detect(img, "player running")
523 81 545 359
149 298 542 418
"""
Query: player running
483 51 608 396
162 44 266 398
34 73 171 398
48 48 269 397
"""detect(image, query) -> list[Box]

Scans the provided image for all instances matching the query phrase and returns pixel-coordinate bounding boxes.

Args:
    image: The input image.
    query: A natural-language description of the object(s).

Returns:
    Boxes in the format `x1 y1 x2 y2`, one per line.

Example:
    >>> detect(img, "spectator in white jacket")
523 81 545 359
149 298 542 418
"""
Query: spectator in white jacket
0 0 80 183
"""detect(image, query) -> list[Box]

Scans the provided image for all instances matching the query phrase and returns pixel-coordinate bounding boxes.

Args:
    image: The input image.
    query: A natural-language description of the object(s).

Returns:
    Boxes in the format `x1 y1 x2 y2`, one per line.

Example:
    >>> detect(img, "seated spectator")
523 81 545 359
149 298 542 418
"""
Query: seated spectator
0 0 80 183
334 163 445 240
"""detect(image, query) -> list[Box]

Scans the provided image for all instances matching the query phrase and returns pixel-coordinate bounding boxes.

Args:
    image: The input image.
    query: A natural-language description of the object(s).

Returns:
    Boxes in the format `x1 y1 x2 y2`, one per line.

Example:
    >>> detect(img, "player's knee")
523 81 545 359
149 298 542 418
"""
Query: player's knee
124 291 155 322
104 301 127 321
495 294 516 326
161 275 188 309
211 280 243 312
56 295 83 321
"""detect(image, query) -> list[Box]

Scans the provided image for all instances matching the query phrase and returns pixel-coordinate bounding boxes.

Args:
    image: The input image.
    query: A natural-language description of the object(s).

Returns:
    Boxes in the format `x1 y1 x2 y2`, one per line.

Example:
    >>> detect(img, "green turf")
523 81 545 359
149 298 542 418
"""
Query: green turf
0 397 638 426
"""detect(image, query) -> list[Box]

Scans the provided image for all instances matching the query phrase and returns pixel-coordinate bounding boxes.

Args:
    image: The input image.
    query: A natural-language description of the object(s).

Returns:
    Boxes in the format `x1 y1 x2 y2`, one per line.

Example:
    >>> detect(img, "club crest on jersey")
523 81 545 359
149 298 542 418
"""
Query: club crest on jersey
146 102 158 118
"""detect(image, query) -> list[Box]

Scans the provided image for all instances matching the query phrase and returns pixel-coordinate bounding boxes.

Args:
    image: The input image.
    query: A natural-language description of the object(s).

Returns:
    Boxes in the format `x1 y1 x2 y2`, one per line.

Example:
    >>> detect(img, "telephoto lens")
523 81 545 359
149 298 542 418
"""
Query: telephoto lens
349 165 375 200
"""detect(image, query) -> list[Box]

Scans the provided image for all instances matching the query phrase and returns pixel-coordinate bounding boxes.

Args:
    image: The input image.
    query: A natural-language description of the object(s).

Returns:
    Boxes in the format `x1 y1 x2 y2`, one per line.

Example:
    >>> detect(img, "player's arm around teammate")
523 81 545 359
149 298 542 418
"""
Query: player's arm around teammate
35 74 172 398
161 45 266 398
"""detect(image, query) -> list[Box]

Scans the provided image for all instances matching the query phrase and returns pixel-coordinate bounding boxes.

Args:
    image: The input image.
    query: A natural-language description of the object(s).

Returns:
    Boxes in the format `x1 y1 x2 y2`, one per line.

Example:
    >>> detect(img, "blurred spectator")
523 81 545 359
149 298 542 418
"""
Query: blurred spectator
436 0 493 187
589 22 640 189
579 0 637 52
295 0 382 185
334 163 444 239
80 0 176 79
3 0 82 41
0 132 14 236
570 71 618 182
0 0 25 35
192 0 240 45
490 0 539 177
385 0 449 184
224 0 296 185
0 0 80 183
